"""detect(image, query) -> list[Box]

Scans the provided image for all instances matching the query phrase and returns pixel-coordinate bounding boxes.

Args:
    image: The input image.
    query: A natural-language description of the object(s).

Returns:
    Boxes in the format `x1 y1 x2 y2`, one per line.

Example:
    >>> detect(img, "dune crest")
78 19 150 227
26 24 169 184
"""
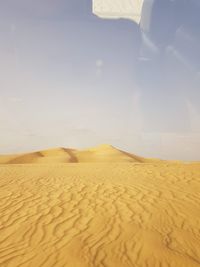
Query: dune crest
0 145 161 164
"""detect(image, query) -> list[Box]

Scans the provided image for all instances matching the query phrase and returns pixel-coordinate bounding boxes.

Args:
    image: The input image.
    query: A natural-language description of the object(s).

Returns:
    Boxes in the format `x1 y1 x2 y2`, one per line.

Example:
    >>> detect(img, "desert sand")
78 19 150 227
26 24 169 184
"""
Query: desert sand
0 144 200 267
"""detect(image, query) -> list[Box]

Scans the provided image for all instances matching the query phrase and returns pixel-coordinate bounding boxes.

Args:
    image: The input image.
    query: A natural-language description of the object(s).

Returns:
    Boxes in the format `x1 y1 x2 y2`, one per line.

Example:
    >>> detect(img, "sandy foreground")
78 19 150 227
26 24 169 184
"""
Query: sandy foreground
0 145 200 267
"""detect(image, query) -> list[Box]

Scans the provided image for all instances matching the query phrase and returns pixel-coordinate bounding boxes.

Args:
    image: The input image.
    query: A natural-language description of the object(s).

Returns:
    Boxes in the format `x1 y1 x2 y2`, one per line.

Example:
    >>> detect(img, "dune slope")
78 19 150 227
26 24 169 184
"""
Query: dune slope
0 146 200 267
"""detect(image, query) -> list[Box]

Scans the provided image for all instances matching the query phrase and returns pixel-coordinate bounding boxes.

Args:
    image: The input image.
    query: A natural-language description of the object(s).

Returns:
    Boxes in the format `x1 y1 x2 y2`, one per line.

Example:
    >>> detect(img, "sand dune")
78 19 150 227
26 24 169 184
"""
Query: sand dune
0 144 162 164
0 145 200 267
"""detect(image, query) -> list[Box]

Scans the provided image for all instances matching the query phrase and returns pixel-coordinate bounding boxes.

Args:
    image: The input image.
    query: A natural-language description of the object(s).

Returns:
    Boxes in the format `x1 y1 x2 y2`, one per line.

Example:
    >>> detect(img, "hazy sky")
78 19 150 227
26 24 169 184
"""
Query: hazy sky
0 0 200 160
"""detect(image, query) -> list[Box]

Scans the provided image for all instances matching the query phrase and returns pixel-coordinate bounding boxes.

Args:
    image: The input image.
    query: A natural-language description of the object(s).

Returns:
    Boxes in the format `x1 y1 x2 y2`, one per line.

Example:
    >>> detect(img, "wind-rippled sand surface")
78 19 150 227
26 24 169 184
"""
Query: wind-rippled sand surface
0 146 200 267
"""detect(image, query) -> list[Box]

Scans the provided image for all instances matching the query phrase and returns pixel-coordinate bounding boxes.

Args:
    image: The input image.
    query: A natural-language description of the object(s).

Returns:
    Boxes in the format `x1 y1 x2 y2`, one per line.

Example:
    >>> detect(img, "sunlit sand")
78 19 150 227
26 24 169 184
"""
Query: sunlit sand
0 145 200 267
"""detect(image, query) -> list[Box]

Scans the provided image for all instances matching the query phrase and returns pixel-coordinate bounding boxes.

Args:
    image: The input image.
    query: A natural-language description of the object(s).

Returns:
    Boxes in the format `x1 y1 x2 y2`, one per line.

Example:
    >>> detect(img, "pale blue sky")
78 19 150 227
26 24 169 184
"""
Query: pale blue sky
0 0 200 160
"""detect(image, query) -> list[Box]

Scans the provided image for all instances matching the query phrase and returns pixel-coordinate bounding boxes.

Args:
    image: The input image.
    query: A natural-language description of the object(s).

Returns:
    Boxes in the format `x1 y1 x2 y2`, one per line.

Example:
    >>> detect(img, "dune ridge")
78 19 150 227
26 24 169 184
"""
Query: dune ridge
0 145 200 267
0 144 167 164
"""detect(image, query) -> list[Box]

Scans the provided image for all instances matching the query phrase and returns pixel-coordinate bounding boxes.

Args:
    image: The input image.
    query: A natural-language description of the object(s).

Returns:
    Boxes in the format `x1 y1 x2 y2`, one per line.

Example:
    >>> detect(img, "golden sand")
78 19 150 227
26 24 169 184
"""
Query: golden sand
0 145 200 267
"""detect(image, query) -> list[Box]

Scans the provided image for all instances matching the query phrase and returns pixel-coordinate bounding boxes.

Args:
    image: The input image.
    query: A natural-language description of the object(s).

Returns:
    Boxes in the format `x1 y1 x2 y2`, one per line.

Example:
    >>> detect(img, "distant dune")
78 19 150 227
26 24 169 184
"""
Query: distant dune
0 145 200 267
0 144 166 164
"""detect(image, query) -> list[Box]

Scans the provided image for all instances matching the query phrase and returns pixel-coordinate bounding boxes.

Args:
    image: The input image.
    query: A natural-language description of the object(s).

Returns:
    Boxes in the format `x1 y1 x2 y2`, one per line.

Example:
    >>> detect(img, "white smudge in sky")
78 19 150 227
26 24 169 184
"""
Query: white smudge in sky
92 0 144 24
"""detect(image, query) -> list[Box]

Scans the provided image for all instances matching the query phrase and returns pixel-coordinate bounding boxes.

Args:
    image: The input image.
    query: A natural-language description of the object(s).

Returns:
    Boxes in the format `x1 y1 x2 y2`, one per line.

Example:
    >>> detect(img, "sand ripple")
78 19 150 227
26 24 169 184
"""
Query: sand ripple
0 162 200 267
